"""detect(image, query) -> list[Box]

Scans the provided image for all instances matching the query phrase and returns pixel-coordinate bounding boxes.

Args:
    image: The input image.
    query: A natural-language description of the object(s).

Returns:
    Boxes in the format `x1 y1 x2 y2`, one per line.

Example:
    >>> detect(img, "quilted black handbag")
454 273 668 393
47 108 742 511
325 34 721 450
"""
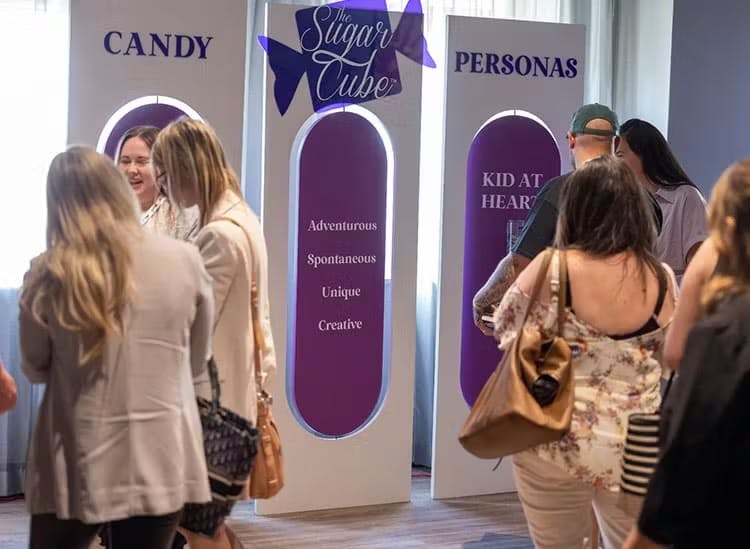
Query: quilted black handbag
180 358 259 537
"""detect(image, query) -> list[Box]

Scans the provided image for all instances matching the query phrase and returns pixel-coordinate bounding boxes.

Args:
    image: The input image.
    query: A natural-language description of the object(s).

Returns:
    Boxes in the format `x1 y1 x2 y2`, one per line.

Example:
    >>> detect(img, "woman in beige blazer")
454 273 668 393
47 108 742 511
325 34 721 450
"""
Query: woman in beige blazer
19 147 214 549
153 119 276 549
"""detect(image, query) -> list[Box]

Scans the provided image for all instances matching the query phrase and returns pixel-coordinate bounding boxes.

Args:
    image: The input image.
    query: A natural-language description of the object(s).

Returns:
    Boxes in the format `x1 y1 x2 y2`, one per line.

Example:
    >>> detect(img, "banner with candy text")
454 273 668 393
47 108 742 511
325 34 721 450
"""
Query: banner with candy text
68 0 247 175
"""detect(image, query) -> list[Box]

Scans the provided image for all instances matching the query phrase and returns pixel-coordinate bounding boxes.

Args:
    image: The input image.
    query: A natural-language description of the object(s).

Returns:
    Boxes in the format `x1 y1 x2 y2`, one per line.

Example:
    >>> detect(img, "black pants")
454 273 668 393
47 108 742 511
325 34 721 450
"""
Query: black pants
29 510 182 549
99 525 188 548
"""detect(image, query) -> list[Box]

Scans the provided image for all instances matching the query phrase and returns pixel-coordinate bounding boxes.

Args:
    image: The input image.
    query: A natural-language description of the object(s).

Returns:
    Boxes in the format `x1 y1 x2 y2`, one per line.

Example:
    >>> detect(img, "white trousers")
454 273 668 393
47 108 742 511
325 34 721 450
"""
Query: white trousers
512 451 635 549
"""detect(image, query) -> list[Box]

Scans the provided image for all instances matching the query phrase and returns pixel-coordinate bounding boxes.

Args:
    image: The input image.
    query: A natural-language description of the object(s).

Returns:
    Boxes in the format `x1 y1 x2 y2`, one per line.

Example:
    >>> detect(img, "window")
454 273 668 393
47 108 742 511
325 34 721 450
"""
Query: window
0 0 69 287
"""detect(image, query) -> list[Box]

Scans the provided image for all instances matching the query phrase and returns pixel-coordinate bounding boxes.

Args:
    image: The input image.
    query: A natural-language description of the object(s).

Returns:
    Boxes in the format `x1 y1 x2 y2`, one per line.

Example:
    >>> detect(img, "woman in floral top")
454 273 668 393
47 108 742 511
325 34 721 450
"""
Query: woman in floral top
493 156 676 549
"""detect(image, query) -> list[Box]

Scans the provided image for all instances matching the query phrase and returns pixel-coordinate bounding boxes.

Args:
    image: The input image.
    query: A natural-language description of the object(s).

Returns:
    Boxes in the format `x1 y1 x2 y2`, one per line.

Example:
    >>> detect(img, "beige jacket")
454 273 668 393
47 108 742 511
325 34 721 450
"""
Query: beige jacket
20 233 213 523
193 191 276 425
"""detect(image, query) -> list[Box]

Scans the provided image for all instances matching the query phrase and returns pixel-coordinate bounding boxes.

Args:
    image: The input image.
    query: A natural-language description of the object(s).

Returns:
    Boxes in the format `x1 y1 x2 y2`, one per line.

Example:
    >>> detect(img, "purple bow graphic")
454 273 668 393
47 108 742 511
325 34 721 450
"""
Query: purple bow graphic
259 0 435 115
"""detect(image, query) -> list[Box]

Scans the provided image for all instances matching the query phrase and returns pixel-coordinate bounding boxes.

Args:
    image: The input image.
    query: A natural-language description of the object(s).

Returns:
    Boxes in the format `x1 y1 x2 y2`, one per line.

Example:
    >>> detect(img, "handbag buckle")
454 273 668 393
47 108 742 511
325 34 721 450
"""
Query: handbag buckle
258 390 273 406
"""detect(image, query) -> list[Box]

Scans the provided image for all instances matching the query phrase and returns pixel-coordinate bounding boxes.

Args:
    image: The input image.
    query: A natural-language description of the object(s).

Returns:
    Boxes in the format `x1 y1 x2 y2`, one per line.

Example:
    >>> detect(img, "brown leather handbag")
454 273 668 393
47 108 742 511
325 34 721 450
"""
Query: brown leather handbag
215 215 284 499
248 283 284 499
459 249 574 459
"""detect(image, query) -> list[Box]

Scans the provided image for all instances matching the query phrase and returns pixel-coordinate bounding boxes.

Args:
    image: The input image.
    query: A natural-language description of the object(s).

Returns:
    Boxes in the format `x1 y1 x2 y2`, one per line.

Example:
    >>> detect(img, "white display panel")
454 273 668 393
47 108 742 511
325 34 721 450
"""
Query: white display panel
257 3 427 514
433 15 585 499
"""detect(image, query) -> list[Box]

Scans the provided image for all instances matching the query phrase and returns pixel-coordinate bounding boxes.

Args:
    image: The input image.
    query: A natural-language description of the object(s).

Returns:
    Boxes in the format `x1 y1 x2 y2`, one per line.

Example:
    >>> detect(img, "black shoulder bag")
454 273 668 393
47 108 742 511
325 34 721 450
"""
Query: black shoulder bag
180 358 259 537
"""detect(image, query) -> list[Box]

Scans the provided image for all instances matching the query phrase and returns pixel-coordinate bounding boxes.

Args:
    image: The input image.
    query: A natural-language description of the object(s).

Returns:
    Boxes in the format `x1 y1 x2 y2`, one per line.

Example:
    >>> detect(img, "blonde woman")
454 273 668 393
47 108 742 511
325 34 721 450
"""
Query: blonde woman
625 161 750 548
117 125 199 239
20 147 214 549
152 120 276 549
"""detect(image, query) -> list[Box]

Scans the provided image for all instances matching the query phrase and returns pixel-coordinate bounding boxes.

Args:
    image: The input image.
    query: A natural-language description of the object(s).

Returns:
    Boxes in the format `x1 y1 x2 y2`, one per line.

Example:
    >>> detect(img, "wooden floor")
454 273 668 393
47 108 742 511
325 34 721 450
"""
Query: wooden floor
0 477 531 548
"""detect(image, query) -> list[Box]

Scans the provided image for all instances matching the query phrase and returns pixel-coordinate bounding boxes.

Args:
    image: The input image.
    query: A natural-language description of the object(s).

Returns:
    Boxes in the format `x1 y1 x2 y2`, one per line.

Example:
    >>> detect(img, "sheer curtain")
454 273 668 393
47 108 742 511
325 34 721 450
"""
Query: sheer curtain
0 0 68 496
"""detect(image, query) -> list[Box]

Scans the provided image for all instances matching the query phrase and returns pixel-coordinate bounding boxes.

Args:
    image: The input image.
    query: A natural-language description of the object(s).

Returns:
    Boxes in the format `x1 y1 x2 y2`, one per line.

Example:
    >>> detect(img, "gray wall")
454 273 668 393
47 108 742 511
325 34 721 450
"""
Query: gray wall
669 0 750 196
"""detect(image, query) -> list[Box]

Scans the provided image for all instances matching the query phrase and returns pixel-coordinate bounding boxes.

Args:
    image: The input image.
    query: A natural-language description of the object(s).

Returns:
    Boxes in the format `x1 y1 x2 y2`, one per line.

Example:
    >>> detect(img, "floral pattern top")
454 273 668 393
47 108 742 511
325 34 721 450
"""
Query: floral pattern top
141 194 199 241
493 251 674 491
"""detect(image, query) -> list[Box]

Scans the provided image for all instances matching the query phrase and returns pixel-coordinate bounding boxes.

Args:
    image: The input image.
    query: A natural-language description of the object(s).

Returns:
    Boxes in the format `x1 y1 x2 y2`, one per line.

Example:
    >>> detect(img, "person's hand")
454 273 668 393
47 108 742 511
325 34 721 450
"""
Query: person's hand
0 360 17 414
472 302 495 336
622 528 639 549
622 527 666 549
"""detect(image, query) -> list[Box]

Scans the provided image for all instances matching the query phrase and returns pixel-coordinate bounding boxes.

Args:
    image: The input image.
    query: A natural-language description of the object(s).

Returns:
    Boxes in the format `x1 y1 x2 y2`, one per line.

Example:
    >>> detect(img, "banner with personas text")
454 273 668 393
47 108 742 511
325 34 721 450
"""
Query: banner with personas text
258 0 430 514
433 16 585 499
68 0 248 175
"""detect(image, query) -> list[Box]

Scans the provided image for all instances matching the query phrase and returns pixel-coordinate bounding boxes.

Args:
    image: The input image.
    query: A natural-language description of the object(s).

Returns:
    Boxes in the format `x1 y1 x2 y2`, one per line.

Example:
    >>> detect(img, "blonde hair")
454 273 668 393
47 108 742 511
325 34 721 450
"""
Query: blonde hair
702 160 750 312
151 119 241 227
20 146 140 363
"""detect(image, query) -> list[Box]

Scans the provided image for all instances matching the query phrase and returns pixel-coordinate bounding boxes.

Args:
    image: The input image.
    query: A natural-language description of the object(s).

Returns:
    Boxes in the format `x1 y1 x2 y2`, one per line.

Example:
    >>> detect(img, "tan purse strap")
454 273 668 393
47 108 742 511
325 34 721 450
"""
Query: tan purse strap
212 216 267 398
519 248 568 337
520 248 554 326
250 284 267 396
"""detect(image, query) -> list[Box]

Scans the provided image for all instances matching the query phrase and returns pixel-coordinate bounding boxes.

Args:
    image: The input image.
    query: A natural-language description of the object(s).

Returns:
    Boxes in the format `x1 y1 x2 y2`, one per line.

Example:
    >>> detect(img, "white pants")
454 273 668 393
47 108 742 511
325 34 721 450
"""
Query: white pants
512 451 634 549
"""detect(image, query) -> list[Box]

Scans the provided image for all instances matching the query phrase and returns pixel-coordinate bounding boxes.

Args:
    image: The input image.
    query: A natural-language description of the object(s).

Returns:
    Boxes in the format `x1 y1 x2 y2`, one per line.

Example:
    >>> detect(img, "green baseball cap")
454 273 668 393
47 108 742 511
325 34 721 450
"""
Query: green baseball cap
569 103 619 136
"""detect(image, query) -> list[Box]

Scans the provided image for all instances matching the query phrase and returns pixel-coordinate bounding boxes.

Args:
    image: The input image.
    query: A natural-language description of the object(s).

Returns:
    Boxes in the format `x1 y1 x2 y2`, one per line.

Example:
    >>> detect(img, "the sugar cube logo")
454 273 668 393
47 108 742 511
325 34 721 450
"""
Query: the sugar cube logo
259 0 435 115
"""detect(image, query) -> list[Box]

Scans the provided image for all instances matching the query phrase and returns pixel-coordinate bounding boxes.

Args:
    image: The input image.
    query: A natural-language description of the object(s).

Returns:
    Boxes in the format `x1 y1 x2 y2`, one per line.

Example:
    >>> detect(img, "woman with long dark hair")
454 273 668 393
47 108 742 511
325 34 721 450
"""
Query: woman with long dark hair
492 156 676 548
616 119 707 281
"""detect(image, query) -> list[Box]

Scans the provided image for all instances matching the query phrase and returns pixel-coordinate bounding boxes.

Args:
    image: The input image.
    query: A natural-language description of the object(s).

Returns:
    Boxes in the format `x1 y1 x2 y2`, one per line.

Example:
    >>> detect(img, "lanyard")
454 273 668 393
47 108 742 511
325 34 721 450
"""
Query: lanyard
140 195 166 226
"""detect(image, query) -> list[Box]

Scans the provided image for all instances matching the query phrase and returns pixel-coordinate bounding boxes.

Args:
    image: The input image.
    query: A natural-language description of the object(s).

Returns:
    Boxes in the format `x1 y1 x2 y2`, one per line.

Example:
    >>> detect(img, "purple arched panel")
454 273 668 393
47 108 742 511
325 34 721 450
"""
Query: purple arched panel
460 113 561 406
292 111 388 437
100 99 198 159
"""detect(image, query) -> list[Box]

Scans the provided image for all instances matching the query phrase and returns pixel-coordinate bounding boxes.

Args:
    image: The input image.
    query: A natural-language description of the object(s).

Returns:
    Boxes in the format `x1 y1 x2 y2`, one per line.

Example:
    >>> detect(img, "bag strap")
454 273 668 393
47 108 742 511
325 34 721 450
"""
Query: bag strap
654 263 676 411
207 357 222 410
661 370 676 406
520 248 567 336
212 216 268 400
521 248 554 326
250 282 270 403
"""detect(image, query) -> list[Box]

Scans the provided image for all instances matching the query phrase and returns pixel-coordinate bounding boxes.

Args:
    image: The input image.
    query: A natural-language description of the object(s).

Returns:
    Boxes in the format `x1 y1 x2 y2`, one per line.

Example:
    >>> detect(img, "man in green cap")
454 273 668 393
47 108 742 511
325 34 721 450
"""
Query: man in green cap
472 103 660 334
